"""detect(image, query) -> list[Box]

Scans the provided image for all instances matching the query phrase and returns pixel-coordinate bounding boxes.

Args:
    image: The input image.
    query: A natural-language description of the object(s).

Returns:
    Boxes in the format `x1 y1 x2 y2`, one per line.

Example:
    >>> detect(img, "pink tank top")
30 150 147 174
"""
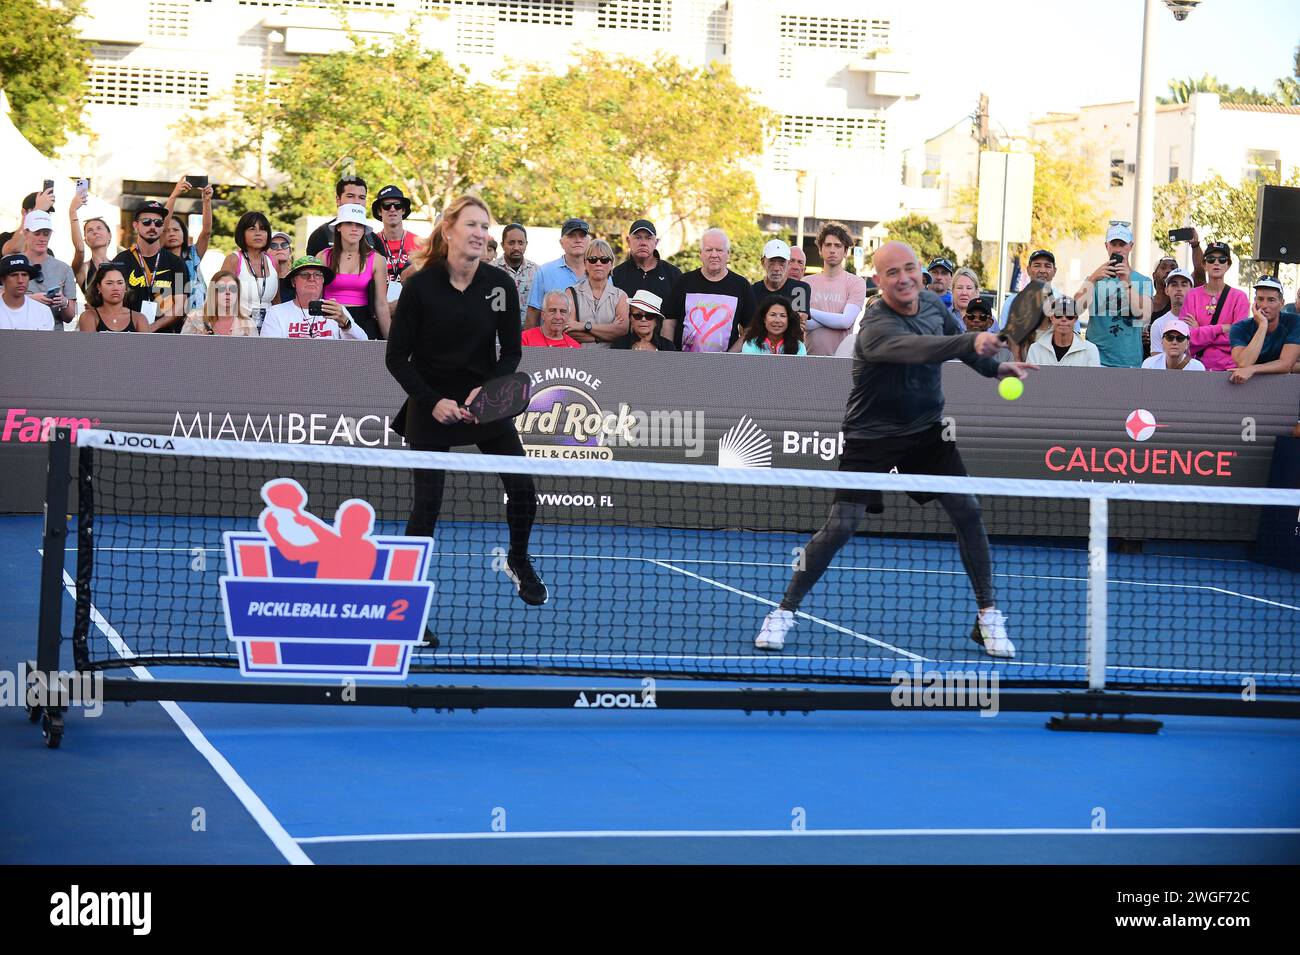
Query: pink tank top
321 248 375 307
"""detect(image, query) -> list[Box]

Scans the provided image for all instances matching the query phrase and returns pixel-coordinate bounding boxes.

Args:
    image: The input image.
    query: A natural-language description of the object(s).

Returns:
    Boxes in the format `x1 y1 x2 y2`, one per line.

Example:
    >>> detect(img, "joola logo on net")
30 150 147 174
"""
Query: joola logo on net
2 409 100 443
103 433 174 450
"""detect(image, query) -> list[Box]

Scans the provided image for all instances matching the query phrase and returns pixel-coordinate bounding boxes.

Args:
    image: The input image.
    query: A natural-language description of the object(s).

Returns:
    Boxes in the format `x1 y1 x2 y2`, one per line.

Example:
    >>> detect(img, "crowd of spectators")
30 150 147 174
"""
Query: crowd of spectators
3 173 1298 384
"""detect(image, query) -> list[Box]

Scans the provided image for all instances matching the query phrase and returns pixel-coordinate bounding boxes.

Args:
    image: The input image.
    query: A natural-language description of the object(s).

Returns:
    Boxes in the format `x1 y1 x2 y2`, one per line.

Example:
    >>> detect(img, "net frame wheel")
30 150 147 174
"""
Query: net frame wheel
25 663 42 722
41 710 64 749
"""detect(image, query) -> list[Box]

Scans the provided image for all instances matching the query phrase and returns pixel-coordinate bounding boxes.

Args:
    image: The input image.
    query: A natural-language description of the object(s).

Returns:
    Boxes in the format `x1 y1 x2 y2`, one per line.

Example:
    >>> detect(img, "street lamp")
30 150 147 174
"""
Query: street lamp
1163 1 1201 21
258 30 285 187
1133 1 1200 269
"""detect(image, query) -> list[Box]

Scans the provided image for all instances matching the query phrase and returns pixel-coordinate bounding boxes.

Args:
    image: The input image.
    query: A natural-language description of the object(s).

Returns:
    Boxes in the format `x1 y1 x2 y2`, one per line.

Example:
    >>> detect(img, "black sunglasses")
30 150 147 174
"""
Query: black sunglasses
380 202 404 211
586 256 612 265
1163 332 1188 341
629 310 655 320
1204 256 1230 264
138 218 164 227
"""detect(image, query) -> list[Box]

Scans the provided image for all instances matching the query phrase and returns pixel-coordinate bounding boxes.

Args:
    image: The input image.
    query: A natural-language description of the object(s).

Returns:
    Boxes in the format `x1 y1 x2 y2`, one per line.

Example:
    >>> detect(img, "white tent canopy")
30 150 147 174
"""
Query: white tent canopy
0 88 118 262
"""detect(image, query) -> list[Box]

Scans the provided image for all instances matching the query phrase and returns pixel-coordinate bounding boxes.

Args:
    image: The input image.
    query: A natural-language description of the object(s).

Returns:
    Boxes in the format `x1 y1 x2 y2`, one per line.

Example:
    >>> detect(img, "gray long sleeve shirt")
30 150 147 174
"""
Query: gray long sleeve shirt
843 289 1002 440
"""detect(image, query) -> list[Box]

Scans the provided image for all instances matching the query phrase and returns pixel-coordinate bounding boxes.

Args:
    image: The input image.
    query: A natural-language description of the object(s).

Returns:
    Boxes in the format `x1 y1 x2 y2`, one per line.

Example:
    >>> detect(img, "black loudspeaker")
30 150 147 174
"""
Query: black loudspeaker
1254 185 1300 264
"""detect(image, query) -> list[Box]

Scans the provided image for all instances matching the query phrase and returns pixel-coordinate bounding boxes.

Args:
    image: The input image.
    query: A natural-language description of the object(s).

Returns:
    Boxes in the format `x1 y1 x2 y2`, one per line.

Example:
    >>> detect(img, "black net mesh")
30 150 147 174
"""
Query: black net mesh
69 440 1300 693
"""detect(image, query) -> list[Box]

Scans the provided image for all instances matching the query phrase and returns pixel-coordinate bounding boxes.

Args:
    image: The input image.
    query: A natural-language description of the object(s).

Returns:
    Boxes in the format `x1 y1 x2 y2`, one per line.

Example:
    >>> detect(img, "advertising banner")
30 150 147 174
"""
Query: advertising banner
2 333 1297 540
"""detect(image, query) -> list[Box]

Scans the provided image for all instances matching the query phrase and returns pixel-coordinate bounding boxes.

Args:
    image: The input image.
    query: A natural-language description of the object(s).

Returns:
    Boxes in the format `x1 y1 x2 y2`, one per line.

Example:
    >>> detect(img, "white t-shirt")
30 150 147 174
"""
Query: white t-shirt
259 300 368 340
1141 353 1205 370
0 295 55 330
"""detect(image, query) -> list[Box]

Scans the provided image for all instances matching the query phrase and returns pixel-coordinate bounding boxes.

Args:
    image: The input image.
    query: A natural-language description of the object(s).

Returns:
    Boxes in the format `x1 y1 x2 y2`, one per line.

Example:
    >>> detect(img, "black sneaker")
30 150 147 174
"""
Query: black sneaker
419 626 439 649
505 554 548 606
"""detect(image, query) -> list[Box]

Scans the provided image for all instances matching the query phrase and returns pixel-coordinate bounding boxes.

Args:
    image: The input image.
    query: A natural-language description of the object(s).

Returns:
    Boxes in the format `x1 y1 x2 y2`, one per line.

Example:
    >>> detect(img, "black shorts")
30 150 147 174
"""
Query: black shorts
834 424 967 512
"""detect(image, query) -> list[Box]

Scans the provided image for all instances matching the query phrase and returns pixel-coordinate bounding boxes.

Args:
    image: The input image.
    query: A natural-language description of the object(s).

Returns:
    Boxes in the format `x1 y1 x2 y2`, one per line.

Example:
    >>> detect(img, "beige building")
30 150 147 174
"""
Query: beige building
67 0 926 258
1030 94 1300 287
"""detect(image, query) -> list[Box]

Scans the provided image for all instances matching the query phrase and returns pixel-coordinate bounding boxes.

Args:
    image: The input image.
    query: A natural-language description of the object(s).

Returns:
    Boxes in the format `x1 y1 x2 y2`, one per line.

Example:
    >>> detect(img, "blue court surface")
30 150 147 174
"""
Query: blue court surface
2 514 1298 865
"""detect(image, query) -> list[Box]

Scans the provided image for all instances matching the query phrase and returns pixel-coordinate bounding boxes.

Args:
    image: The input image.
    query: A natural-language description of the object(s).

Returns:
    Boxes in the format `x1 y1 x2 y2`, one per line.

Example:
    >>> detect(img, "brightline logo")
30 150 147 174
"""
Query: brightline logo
0 664 104 718
890 664 1000 717
50 886 151 935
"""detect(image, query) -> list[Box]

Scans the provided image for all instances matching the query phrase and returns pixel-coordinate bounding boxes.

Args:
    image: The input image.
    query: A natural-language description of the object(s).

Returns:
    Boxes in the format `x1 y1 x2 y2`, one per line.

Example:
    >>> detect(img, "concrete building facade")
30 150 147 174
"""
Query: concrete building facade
68 0 923 254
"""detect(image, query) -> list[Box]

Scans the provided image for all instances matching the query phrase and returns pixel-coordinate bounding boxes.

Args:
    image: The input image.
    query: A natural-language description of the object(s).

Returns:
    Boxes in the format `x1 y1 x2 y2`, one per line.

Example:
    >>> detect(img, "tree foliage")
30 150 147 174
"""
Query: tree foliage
1160 43 1300 106
1152 166 1300 282
495 53 771 252
951 135 1105 287
170 30 771 253
0 0 90 153
876 214 955 269
1159 74 1276 106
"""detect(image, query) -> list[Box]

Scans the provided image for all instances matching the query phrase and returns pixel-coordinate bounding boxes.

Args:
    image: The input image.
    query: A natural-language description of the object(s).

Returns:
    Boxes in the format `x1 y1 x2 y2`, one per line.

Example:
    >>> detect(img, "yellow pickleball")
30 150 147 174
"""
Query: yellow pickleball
998 377 1024 401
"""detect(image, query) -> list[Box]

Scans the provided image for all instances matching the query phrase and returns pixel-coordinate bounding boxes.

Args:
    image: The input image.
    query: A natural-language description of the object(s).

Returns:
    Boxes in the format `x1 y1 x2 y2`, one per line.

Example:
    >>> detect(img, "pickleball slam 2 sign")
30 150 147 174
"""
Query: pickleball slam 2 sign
220 478 434 679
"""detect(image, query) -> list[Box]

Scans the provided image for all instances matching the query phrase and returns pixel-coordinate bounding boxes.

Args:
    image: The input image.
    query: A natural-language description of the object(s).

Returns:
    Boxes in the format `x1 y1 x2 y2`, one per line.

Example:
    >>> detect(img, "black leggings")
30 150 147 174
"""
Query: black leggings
779 494 996 613
405 429 537 557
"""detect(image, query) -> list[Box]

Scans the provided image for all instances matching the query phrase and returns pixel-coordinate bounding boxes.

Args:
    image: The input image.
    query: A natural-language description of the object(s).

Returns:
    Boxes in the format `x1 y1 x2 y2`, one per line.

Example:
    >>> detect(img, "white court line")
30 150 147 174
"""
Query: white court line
293 826 1300 845
57 564 312 866
647 559 931 663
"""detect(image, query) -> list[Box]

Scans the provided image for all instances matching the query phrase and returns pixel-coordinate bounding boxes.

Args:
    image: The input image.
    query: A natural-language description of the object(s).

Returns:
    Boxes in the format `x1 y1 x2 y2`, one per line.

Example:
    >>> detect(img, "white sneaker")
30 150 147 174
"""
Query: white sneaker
973 607 1016 658
755 608 795 651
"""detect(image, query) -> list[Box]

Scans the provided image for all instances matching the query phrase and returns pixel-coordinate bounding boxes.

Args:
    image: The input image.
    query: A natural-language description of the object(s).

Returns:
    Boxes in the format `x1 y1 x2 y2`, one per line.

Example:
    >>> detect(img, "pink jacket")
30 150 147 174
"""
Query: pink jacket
1180 287 1249 371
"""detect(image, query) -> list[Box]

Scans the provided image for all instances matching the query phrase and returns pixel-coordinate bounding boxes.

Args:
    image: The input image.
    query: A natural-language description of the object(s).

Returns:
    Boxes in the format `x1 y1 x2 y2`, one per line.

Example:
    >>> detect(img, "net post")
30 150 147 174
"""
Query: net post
1087 495 1108 692
36 427 73 675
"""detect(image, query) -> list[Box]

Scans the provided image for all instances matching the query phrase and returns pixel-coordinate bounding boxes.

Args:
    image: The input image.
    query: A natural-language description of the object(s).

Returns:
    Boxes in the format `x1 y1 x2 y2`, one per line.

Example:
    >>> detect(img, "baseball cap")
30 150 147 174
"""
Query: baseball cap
1047 294 1079 318
286 254 335 285
628 219 656 237
927 257 955 274
1105 222 1134 244
1028 249 1055 265
0 253 40 278
627 289 664 318
561 218 591 236
1165 267 1194 285
762 239 792 260
23 211 54 233
1253 275 1284 295
1204 241 1232 260
134 200 168 221
371 185 411 219
335 203 369 227
965 297 993 317
1162 318 1192 337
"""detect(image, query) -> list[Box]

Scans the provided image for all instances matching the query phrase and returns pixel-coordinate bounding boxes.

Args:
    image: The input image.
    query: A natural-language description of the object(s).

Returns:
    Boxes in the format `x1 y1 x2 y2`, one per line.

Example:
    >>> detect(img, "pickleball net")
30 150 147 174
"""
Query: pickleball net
65 429 1300 693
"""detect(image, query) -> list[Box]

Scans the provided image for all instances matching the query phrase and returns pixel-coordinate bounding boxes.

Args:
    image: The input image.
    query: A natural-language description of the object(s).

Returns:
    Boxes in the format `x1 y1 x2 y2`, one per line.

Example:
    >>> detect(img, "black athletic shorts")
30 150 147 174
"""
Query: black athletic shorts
834 424 968 512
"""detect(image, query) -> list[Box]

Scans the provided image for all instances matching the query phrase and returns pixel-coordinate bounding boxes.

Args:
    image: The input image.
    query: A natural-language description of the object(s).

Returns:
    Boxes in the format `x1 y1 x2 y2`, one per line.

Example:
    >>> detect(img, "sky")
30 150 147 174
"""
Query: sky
911 0 1300 137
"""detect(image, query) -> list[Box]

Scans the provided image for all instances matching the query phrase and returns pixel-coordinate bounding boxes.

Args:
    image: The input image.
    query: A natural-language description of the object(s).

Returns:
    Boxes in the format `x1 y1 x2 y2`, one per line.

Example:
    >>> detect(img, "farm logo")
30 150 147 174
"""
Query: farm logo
2 408 100 443
219 478 434 679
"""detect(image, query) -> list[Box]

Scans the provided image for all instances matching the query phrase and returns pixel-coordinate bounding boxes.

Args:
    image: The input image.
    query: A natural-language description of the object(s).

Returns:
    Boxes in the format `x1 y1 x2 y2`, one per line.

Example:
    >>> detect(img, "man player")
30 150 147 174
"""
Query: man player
755 242 1034 658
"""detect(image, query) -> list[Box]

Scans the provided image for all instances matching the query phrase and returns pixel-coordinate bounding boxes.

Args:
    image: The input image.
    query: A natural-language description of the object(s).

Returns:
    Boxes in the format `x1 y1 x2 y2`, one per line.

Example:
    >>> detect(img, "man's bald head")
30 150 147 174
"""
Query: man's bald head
872 241 923 314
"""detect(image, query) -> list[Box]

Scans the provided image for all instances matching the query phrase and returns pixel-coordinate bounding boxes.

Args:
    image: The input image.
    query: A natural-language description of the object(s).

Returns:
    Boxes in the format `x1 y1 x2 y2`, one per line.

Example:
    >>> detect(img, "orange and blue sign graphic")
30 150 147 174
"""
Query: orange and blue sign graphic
220 478 434 679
